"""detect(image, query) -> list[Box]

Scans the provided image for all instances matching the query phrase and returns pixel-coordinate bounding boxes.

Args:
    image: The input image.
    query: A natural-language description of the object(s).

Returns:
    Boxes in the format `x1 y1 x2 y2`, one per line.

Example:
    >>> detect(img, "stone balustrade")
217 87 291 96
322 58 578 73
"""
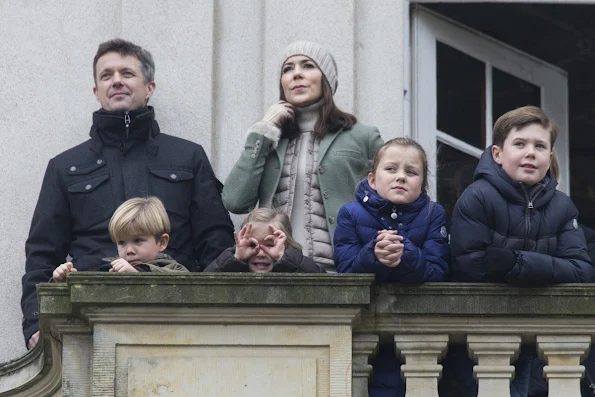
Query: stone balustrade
1 276 594 397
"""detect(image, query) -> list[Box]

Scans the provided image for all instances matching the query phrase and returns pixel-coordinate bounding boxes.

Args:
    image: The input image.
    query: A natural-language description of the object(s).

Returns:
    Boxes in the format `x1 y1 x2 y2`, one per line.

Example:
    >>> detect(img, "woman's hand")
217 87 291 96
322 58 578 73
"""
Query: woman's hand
234 224 261 262
260 225 287 262
52 261 77 282
261 101 296 127
374 230 404 268
110 258 139 273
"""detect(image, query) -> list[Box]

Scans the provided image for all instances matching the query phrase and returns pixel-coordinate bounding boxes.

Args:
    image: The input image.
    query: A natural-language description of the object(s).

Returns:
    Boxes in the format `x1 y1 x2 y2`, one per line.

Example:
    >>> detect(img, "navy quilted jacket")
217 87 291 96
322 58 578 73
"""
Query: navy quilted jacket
334 179 449 282
451 147 592 283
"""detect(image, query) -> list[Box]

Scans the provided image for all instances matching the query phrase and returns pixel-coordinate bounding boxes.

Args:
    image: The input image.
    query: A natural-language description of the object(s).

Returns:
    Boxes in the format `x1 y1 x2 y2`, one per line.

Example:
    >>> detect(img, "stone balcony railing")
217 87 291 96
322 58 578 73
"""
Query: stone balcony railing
0 274 594 397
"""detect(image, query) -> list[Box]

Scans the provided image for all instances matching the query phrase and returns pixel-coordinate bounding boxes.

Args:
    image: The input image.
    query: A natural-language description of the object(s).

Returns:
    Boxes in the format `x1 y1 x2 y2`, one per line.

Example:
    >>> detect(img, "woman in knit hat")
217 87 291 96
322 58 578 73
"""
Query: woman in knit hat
223 41 383 272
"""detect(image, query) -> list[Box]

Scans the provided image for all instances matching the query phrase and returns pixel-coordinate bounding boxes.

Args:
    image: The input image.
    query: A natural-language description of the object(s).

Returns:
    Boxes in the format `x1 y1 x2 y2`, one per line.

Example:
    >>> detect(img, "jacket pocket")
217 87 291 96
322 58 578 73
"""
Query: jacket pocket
67 172 114 231
333 149 363 159
148 167 194 216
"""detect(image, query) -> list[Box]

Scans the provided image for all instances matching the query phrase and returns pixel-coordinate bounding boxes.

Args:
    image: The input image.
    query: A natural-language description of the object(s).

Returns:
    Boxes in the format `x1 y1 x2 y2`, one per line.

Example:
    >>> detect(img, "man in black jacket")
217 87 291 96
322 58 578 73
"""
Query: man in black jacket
21 38 234 349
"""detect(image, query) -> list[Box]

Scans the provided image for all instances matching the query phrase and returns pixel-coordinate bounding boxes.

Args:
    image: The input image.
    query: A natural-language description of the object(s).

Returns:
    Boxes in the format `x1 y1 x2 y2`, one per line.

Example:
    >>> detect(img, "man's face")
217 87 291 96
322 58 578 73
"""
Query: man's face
93 52 155 112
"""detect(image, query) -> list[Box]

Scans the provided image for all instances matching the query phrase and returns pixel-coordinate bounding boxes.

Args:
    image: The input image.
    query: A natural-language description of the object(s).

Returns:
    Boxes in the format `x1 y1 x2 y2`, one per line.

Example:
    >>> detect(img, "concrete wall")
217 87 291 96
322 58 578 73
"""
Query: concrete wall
0 0 405 362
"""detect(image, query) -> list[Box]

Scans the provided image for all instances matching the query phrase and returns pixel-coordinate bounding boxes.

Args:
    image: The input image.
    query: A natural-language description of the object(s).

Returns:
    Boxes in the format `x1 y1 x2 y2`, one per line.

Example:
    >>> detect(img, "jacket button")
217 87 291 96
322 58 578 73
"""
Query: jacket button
251 154 256 159
85 184 92 190
70 166 76 172
381 217 385 221
170 174 177 180
97 159 103 165
328 216 335 224
318 166 325 174
323 191 329 198
398 223 403 227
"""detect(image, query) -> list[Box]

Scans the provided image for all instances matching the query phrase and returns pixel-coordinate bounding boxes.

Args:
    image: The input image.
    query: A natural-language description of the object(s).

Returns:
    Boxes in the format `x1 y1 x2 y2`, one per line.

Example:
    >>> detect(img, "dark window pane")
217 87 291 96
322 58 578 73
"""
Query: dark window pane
437 41 486 149
437 142 479 221
492 68 541 122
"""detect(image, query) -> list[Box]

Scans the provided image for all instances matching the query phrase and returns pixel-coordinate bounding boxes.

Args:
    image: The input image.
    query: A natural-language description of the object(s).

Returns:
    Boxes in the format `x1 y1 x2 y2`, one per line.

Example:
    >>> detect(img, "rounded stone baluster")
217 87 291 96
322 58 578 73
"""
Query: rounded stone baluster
352 333 379 397
537 335 591 397
467 334 521 397
394 334 448 397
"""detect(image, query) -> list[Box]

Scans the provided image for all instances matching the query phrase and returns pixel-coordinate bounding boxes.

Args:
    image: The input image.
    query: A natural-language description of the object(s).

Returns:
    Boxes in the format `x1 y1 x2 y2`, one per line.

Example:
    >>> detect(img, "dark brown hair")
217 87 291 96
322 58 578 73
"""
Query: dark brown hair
93 38 155 84
279 75 356 140
370 138 429 195
493 105 558 148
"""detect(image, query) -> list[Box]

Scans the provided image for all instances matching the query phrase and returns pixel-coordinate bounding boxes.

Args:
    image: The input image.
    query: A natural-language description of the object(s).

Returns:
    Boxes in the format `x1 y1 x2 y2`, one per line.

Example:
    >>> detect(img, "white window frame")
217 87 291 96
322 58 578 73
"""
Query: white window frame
410 5 569 198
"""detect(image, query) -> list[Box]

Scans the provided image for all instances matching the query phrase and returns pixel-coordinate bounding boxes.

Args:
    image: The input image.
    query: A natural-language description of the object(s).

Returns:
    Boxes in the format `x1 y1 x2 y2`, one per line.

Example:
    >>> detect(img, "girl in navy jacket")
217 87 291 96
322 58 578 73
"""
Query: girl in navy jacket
334 138 449 283
334 138 449 397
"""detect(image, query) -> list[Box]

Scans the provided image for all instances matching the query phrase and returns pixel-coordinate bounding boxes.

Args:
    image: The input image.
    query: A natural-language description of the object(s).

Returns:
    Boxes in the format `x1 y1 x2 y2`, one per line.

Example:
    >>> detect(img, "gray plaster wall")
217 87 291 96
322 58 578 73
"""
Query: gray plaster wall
0 0 404 362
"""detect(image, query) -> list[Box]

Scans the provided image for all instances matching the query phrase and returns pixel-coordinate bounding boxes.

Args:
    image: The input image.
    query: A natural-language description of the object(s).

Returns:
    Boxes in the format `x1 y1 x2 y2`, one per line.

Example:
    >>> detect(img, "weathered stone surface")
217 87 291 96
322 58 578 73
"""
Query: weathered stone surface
65 273 375 307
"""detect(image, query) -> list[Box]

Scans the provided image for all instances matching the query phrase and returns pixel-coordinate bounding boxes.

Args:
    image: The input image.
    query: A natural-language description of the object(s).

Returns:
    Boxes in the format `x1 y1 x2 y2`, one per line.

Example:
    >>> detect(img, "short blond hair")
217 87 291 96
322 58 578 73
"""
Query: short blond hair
109 197 170 242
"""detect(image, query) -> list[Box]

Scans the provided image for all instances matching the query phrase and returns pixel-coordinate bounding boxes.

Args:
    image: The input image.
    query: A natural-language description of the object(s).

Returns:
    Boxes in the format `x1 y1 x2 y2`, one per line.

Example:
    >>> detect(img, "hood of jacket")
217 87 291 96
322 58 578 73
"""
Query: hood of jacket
473 145 557 208
355 179 430 221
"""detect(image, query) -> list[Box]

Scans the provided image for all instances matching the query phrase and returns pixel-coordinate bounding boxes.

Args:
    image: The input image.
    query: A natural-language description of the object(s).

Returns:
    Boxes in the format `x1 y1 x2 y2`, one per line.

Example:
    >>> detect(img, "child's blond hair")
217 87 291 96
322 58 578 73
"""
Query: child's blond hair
109 197 170 242
242 208 301 250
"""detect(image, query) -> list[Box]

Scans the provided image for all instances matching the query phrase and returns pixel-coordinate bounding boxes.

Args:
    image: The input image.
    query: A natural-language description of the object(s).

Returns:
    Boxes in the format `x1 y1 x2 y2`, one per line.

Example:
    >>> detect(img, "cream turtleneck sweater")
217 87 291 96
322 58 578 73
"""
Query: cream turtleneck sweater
291 101 321 257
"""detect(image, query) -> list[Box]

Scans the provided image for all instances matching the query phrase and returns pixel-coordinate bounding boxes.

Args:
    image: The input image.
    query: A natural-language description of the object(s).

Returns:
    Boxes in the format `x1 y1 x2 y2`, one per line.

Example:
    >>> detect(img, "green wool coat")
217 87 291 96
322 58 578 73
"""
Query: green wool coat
222 122 383 241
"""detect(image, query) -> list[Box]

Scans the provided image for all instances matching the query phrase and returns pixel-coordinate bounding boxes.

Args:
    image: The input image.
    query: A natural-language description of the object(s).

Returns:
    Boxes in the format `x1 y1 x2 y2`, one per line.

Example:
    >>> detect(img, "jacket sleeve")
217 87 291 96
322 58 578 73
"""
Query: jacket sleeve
507 199 593 284
191 146 235 270
273 247 326 273
22 159 72 345
203 247 250 272
390 204 449 283
222 122 281 214
135 262 189 273
333 205 391 281
450 187 494 282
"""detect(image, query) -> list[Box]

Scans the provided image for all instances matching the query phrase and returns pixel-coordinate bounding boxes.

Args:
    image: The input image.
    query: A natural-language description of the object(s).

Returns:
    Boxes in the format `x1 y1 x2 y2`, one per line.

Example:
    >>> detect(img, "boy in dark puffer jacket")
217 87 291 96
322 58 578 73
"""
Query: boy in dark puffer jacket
447 106 592 397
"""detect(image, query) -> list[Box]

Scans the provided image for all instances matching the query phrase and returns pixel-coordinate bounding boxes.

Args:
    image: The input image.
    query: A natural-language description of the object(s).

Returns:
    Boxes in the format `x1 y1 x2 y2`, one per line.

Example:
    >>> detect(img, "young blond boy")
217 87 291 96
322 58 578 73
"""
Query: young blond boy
53 197 187 281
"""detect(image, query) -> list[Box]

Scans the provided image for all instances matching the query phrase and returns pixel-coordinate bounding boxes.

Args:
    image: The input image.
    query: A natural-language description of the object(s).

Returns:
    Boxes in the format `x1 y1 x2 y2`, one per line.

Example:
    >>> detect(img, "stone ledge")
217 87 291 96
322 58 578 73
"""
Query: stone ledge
37 273 375 308
373 282 595 316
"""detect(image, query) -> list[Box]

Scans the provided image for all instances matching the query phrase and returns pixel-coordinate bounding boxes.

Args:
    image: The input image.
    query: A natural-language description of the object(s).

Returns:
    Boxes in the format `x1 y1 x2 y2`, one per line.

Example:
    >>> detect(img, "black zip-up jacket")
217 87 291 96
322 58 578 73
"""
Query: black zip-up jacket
450 146 592 283
21 107 234 345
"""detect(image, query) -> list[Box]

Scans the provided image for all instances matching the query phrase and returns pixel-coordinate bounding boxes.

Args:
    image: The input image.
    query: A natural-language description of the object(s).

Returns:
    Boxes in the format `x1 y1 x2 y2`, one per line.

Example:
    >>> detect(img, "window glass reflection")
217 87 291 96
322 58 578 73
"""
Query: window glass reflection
437 142 479 221
437 41 486 148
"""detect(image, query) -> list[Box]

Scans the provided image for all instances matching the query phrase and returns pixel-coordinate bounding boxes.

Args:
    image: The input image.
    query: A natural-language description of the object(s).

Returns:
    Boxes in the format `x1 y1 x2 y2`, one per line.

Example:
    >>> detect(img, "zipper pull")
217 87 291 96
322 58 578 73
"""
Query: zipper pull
124 111 131 140
528 200 534 209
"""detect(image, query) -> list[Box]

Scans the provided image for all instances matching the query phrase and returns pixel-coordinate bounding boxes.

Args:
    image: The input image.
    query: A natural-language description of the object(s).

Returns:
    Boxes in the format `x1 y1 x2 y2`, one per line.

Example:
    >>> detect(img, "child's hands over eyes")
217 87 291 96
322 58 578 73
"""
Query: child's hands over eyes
110 258 139 273
375 230 404 268
259 225 287 262
234 224 261 262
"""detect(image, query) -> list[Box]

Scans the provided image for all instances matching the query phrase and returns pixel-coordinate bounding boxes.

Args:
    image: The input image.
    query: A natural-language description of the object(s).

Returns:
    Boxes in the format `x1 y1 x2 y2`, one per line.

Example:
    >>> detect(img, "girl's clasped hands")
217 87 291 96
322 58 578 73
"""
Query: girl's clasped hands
374 230 404 268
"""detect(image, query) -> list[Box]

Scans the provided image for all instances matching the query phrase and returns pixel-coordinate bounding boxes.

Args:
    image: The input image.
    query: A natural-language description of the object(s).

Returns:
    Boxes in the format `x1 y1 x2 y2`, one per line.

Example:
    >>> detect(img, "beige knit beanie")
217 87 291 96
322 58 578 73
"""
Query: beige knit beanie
281 41 338 95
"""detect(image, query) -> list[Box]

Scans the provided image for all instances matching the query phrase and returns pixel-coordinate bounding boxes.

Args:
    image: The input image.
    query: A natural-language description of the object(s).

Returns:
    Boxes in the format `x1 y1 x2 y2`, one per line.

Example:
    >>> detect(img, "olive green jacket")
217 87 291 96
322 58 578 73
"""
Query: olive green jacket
222 122 383 240
102 253 189 273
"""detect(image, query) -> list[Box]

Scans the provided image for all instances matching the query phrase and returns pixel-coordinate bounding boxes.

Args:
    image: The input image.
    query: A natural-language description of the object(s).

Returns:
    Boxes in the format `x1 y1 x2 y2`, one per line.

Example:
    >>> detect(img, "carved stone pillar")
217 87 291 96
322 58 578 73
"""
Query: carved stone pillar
467 334 521 397
352 333 379 397
537 335 591 397
394 334 448 397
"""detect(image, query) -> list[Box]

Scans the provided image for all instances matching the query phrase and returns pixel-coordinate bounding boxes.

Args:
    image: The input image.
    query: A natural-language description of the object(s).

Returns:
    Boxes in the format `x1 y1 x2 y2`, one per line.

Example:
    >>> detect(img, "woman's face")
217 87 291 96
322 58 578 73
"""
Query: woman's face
281 55 323 107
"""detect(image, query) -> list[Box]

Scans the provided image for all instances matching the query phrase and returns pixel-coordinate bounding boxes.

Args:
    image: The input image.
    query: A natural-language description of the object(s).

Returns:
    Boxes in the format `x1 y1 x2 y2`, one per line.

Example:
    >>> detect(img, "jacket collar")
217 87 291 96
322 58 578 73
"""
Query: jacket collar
474 146 556 208
355 179 430 220
90 106 160 154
